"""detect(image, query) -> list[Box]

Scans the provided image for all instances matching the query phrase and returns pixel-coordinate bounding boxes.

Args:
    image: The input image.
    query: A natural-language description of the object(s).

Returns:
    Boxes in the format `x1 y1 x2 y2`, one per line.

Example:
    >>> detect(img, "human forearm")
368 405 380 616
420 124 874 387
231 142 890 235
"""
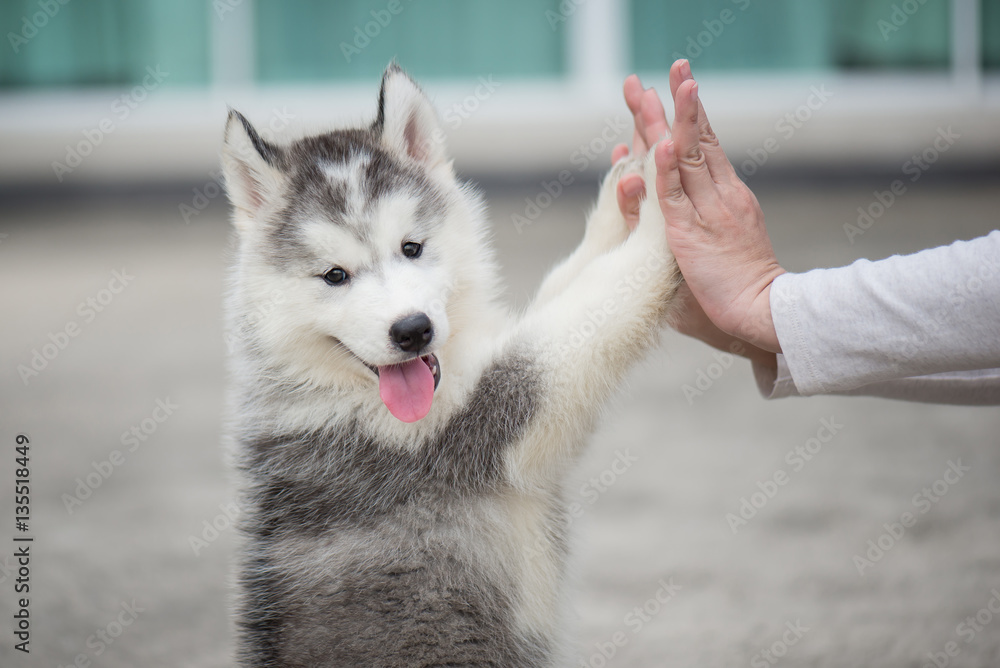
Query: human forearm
771 231 1000 395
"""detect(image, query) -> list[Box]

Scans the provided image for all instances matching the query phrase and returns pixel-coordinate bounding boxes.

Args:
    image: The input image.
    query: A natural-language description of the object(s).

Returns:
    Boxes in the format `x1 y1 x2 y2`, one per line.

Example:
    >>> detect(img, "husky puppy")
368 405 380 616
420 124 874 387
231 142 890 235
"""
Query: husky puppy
223 64 681 667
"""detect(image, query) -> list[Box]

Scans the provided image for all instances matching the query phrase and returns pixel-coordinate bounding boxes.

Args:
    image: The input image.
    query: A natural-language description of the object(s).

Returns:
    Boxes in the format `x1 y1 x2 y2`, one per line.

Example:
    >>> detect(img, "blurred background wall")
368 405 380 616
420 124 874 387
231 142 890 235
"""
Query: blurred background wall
1 0 998 185
2 4 1000 666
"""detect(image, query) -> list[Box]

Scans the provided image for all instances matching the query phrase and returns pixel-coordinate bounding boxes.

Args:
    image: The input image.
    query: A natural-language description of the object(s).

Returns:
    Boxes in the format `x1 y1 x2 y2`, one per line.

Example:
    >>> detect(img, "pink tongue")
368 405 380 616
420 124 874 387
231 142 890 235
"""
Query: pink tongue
378 357 435 423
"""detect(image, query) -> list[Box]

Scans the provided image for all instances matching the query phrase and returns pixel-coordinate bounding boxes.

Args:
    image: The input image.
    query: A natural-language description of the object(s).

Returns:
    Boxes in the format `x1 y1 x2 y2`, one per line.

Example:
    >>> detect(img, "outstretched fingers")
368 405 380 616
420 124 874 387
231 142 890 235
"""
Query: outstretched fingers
669 79 721 208
669 59 738 185
654 140 700 234
638 88 670 148
614 74 666 228
623 74 650 154
620 74 671 159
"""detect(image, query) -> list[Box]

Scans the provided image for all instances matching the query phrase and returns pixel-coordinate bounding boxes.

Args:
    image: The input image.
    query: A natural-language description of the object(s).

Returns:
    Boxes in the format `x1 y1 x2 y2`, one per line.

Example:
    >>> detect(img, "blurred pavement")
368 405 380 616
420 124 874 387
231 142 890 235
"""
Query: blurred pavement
1 173 999 667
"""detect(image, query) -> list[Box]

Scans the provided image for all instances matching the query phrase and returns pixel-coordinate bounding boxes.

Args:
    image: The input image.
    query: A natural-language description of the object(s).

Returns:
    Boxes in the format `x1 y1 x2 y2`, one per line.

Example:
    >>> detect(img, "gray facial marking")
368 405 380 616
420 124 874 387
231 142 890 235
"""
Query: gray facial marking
259 128 441 271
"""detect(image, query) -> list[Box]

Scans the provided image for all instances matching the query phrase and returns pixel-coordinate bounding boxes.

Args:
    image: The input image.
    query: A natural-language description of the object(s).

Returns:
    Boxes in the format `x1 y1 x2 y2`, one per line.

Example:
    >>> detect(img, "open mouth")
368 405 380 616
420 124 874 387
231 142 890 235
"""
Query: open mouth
375 353 441 423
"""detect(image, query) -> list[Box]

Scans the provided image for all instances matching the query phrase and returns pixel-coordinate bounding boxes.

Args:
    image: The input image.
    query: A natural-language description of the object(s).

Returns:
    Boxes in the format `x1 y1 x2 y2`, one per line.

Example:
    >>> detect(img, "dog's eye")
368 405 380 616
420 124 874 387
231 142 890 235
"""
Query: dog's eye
401 242 422 258
322 268 348 286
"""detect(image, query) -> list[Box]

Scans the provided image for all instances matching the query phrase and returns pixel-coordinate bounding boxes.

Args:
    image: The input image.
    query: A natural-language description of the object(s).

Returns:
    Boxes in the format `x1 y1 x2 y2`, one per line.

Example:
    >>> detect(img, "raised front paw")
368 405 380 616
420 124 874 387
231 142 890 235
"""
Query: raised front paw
632 148 669 250
584 156 645 253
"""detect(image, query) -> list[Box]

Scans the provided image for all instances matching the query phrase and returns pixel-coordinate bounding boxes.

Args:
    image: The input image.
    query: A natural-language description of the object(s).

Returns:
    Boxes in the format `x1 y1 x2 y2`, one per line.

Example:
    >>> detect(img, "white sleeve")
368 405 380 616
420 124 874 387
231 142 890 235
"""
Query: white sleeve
753 355 1000 405
753 230 1000 404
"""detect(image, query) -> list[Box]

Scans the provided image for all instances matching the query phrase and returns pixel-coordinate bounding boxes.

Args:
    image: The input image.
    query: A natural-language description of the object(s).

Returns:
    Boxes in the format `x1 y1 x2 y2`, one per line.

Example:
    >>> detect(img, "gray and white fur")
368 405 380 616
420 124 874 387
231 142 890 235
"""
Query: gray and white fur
222 64 682 667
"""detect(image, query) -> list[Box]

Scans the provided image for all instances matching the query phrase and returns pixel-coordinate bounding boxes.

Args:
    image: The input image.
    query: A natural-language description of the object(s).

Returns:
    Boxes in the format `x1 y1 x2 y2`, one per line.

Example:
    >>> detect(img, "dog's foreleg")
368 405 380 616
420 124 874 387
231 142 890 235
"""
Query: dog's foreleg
528 160 638 311
507 152 682 482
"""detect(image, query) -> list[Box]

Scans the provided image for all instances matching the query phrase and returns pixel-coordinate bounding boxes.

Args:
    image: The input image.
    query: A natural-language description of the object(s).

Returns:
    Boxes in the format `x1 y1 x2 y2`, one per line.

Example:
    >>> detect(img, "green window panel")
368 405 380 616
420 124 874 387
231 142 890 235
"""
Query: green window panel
255 0 566 82
631 0 951 72
985 0 1000 70
631 0 834 72
0 0 209 88
0 0 992 88
831 0 950 69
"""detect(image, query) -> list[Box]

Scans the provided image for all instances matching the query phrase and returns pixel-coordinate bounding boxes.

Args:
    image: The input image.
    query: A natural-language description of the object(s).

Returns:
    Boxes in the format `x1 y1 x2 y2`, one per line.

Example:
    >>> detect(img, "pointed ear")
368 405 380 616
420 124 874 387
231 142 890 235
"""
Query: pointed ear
222 109 286 229
373 64 447 168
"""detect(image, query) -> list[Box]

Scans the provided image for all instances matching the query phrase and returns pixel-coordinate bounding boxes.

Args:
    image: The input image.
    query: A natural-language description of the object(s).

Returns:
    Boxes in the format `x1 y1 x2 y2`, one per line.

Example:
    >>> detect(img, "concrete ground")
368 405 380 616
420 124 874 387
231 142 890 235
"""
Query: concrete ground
1 172 998 667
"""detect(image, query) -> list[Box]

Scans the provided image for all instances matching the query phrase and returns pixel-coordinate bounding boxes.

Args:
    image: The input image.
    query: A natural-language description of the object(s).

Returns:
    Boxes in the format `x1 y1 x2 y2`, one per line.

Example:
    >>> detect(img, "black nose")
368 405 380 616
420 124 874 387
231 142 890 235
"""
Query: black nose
390 313 433 353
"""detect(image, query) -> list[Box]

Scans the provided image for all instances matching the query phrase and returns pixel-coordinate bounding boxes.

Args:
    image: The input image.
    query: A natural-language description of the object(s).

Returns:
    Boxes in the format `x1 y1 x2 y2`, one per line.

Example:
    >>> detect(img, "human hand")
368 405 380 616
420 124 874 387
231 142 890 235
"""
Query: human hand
611 75 670 230
609 74 773 366
669 283 777 371
614 60 785 353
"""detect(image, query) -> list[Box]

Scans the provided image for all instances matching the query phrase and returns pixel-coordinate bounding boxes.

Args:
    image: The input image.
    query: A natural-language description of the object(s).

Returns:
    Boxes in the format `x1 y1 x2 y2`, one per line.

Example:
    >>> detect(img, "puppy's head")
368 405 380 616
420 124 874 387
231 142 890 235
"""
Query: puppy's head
223 65 487 422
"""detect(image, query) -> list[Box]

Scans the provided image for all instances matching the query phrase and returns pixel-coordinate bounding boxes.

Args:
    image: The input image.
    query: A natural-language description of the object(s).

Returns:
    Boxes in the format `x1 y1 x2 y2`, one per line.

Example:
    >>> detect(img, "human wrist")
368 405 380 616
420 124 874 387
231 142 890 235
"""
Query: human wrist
725 336 777 371
734 272 783 353
746 347 778 377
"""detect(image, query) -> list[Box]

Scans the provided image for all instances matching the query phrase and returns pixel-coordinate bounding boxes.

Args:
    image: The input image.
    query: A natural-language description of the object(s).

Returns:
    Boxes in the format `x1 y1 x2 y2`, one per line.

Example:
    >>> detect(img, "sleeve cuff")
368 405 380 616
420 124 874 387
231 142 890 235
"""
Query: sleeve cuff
752 354 801 399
